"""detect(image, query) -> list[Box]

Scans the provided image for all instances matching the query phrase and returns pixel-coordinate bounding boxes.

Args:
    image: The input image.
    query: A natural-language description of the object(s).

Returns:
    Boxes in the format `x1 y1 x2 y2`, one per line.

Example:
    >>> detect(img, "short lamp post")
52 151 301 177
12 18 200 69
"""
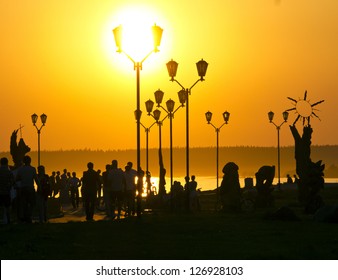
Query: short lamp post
139 117 158 177
268 110 289 190
145 98 165 196
31 113 47 167
166 59 208 180
205 111 230 203
147 89 186 197
113 24 163 217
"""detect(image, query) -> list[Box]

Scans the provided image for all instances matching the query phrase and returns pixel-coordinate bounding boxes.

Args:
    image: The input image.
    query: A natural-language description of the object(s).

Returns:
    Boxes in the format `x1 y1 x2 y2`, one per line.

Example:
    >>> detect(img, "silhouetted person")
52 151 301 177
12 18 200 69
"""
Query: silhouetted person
37 165 50 223
16 155 40 223
172 181 184 211
286 174 293 184
0 157 15 224
146 171 152 196
158 149 166 198
184 176 190 211
108 160 126 219
124 164 137 216
255 165 275 207
60 169 69 205
189 175 200 211
102 164 112 216
49 171 57 198
96 169 103 206
68 172 81 209
55 171 61 198
82 162 100 221
219 162 241 212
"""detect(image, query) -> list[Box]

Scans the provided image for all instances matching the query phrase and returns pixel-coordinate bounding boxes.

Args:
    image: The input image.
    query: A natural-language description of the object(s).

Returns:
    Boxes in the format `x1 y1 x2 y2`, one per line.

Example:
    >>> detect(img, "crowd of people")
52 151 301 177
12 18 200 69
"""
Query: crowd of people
0 156 147 224
170 175 201 212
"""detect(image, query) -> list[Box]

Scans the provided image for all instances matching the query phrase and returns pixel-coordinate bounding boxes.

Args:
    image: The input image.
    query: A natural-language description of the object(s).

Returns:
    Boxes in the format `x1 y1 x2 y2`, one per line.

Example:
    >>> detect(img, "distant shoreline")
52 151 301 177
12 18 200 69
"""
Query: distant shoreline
1 145 338 179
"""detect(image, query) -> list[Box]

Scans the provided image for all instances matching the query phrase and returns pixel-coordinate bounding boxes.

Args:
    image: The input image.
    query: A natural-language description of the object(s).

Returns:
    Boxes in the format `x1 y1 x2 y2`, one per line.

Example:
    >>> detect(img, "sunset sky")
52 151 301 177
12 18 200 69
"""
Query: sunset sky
1 0 337 153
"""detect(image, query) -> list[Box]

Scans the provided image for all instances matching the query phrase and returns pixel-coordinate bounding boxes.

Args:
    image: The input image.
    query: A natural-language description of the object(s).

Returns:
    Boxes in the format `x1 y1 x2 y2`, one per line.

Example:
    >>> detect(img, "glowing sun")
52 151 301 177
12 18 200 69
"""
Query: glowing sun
113 6 162 61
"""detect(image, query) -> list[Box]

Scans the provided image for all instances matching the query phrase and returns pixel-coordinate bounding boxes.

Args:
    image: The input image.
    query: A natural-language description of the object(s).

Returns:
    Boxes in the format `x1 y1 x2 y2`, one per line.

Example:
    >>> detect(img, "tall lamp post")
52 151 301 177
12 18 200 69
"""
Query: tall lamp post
31 113 47 167
113 24 163 217
205 111 230 194
268 111 289 190
146 89 186 197
166 59 208 180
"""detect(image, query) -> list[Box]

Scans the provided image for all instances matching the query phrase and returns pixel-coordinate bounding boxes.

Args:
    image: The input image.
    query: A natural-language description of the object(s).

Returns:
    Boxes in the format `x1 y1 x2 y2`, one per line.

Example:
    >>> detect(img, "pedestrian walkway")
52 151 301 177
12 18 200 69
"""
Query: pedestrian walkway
48 204 127 223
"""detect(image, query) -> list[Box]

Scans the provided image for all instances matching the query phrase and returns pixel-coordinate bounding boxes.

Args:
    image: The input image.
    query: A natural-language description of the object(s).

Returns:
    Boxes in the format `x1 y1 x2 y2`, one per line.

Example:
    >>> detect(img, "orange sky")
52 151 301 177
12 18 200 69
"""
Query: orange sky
1 0 338 153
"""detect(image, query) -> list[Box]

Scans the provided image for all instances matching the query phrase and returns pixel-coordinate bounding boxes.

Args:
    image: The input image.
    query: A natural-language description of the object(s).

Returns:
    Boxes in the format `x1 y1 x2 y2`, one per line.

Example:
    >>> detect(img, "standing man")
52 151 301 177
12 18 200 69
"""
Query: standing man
108 160 126 219
0 157 15 224
16 155 40 223
82 162 100 221
102 164 112 217
68 172 81 209
124 163 137 216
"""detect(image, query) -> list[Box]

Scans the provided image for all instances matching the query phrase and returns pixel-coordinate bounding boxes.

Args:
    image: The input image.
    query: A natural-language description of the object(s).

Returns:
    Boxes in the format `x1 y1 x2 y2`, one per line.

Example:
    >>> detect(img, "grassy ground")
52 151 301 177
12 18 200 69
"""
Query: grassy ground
1 186 338 260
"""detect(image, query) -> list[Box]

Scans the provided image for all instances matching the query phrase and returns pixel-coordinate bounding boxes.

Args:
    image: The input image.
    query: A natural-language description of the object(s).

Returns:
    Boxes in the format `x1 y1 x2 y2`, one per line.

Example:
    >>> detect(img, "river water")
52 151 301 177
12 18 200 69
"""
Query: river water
148 176 338 193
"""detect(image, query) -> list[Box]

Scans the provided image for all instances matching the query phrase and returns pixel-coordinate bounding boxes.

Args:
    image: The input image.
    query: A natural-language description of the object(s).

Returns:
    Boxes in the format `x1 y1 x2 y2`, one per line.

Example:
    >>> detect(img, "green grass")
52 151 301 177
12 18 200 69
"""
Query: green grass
1 187 338 260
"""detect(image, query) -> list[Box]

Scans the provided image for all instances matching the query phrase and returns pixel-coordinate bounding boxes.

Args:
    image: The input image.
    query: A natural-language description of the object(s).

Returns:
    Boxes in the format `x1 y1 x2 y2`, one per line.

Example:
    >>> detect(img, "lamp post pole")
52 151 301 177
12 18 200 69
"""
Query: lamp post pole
31 113 47 167
113 24 163 217
140 119 157 175
268 111 289 190
145 99 166 196
146 90 185 200
166 59 208 181
205 111 230 207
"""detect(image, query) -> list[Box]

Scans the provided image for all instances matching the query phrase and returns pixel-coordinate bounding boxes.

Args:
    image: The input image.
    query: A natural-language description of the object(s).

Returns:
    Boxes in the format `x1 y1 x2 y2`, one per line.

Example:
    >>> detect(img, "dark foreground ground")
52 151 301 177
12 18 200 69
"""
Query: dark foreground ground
1 184 338 260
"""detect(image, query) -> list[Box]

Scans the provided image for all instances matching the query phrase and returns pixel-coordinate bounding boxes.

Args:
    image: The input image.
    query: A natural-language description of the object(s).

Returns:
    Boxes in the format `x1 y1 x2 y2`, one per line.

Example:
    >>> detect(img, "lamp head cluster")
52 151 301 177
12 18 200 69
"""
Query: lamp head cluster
31 113 47 126
166 59 208 82
113 23 163 54
145 98 161 121
268 111 289 123
146 88 187 118
205 111 230 124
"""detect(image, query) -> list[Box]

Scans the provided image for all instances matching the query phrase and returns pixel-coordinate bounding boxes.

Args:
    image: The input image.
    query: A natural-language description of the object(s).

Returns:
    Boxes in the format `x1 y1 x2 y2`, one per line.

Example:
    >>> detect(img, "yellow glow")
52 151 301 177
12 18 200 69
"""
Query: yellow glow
0 1 337 154
113 6 161 61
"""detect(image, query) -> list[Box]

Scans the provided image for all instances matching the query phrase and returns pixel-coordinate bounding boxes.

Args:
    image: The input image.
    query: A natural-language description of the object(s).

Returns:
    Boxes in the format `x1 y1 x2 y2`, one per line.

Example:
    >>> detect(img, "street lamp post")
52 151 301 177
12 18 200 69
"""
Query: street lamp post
268 111 289 190
166 59 208 180
31 113 47 167
145 98 166 196
113 24 163 217
139 119 157 176
146 89 186 200
205 111 230 207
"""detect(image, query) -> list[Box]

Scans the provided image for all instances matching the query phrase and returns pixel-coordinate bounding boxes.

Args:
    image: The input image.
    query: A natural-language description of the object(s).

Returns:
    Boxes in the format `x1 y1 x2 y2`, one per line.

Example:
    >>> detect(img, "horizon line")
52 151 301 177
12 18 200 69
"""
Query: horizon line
1 144 338 153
